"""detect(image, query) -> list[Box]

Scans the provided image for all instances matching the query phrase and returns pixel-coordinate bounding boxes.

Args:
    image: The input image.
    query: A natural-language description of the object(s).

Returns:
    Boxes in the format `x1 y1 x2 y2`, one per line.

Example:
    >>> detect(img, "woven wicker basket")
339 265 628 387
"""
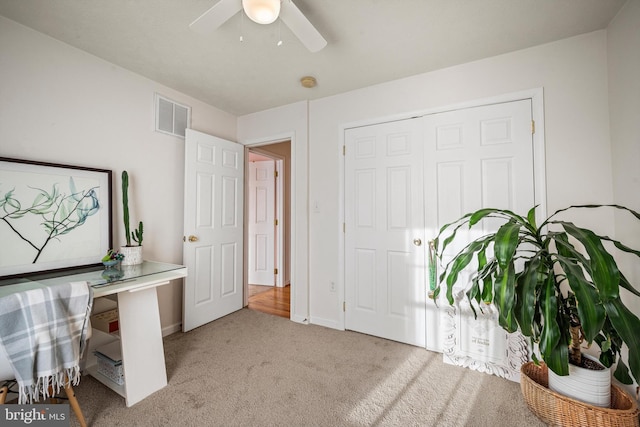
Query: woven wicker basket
521 362 640 427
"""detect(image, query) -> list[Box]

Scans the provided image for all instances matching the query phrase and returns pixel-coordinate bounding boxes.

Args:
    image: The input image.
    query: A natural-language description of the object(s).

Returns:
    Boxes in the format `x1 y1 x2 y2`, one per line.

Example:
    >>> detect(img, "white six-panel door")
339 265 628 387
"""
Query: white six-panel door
424 99 534 230
183 129 244 332
424 100 535 291
345 99 535 348
423 99 535 351
248 160 276 286
345 118 427 347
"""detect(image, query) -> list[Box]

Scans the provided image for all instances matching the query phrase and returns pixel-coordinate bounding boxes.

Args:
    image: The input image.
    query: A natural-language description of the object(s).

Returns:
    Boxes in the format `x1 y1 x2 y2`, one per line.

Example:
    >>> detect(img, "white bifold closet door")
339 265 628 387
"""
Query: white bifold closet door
345 118 427 346
344 99 535 347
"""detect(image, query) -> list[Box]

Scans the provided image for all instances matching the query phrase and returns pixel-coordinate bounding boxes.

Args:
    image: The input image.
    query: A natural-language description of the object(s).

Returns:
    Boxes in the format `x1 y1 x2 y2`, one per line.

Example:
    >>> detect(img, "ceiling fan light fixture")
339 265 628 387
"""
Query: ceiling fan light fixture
242 0 281 25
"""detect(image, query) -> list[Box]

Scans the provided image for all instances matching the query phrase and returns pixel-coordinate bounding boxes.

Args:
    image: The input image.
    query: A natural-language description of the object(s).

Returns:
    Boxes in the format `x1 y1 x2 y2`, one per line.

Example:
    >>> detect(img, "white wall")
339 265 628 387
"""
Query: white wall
0 17 237 333
306 30 614 327
608 0 640 394
3 11 635 337
609 2 640 318
237 102 309 323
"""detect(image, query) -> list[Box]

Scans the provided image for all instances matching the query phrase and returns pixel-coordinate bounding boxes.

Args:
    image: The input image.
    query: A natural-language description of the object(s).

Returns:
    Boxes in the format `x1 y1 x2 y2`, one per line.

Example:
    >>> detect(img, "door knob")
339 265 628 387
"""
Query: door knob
188 235 199 242
413 238 422 246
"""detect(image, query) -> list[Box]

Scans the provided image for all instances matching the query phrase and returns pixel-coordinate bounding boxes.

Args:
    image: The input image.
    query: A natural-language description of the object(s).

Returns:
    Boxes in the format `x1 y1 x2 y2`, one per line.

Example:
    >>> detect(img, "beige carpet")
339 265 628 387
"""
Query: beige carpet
71 309 544 426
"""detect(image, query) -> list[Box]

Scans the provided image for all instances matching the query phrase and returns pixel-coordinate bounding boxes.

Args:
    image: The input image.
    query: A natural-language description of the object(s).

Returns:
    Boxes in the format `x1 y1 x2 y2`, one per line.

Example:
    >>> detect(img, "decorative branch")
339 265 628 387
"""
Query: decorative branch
0 177 100 263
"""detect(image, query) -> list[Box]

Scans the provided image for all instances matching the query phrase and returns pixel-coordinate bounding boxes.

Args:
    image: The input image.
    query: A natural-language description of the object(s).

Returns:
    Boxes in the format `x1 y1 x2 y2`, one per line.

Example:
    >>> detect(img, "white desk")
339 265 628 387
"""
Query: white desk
0 261 187 407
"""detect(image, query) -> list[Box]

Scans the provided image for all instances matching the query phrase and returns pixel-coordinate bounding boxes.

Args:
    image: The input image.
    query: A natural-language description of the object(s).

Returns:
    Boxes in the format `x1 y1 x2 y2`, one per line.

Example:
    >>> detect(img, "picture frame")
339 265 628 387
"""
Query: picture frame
0 157 112 279
441 298 529 382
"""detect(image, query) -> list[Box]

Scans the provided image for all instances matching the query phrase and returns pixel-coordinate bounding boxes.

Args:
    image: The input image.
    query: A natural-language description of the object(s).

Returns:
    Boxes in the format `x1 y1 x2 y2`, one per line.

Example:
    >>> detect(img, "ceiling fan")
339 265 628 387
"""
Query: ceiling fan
190 0 327 53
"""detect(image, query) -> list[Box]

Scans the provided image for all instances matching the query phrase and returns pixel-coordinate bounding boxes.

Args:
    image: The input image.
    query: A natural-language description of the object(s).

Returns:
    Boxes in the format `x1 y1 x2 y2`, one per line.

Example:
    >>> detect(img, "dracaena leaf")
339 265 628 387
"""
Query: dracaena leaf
481 275 493 304
539 274 561 360
551 204 640 223
526 206 538 230
494 263 517 332
441 236 493 304
614 359 633 385
469 208 502 226
494 220 521 270
619 273 640 298
600 237 640 258
435 214 473 254
531 353 540 365
554 232 589 267
466 280 481 305
555 254 605 342
476 247 494 304
604 298 640 386
514 256 543 337
445 250 475 304
559 221 620 301
545 334 570 377
596 333 616 367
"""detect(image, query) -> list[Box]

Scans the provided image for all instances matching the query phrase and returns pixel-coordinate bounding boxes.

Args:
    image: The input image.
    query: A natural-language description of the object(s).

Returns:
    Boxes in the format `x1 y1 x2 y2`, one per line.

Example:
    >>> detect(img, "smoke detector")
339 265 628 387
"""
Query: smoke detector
300 76 317 88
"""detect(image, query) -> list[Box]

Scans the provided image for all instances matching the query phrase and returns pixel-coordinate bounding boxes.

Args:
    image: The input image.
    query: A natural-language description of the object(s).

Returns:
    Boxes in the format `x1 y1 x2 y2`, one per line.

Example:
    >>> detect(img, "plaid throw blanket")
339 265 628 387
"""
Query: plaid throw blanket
0 281 93 403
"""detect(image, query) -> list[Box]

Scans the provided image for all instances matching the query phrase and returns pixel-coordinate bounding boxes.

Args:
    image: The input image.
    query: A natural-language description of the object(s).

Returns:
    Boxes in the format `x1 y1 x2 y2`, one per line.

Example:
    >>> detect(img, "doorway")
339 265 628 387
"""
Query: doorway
245 142 291 318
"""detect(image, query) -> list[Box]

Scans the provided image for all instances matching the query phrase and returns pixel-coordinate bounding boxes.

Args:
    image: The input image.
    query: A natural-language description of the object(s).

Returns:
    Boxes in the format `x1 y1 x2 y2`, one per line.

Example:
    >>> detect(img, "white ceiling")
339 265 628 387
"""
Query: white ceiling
0 0 627 115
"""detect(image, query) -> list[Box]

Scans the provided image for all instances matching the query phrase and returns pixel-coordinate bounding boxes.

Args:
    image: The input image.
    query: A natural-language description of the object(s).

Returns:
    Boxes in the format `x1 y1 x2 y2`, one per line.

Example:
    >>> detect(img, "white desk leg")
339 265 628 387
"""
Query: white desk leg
117 284 168 407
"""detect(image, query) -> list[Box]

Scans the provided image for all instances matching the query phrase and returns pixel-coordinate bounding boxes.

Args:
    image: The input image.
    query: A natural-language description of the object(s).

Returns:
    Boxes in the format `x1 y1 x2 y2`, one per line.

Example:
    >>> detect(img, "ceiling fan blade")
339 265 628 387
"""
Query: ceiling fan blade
280 1 327 53
189 0 242 34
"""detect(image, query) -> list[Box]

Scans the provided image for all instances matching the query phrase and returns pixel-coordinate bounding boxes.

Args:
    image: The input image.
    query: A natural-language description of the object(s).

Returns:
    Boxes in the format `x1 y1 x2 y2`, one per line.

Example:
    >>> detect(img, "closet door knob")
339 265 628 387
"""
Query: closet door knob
413 238 422 246
188 235 199 242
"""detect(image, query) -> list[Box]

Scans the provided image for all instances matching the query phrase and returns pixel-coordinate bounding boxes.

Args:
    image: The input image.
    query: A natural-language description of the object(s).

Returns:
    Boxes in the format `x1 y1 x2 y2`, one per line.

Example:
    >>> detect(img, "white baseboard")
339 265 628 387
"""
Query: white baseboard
309 316 341 330
162 322 182 337
290 313 308 324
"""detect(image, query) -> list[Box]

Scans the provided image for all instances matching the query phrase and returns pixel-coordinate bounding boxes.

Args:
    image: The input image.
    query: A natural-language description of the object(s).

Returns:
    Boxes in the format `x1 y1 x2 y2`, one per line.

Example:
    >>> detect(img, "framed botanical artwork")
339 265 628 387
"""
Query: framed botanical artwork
0 157 112 279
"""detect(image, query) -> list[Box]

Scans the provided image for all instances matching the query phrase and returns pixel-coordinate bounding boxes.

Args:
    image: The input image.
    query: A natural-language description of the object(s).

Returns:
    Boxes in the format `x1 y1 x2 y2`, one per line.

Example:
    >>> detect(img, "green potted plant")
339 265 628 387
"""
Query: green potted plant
433 204 640 409
120 170 144 266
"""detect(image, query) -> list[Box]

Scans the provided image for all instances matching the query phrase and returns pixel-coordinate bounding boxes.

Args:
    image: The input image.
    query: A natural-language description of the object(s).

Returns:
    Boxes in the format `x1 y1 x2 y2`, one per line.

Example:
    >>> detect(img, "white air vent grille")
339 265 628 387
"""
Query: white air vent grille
155 94 191 138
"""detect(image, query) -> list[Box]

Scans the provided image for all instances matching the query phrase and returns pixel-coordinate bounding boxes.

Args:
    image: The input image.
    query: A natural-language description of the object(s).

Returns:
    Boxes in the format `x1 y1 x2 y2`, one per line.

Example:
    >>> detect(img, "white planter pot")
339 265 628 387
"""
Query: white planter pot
548 353 611 408
120 246 143 266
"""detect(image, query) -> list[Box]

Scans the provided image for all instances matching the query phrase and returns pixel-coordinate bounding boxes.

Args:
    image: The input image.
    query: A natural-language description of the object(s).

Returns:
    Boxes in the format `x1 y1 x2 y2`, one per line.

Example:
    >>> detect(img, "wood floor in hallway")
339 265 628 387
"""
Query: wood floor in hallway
247 285 290 319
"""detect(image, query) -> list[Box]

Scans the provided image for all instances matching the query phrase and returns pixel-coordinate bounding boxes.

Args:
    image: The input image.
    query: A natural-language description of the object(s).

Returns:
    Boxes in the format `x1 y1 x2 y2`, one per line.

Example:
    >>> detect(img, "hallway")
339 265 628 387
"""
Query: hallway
247 285 290 319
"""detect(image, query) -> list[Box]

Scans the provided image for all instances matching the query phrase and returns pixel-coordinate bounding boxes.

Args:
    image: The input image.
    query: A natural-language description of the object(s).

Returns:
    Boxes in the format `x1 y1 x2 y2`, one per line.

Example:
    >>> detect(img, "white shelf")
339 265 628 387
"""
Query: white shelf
93 297 117 313
86 364 125 397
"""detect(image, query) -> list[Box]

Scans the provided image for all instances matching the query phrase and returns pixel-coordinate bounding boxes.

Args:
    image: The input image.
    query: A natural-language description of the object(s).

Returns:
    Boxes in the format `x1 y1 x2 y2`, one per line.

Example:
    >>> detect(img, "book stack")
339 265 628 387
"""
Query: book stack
94 341 124 385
